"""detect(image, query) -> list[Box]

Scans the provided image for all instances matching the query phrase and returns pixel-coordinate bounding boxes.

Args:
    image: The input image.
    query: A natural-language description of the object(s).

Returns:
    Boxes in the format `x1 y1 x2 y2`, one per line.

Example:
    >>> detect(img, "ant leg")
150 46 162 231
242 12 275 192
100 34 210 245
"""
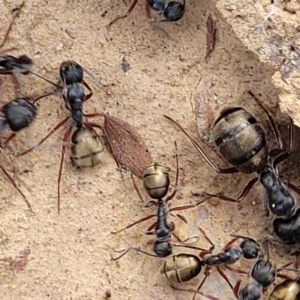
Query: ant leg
174 227 215 256
108 0 139 27
230 232 259 246
233 280 242 299
0 1 25 50
83 113 102 118
194 177 258 206
0 160 33 212
57 125 73 214
192 269 210 300
111 246 158 260
82 80 93 101
164 115 239 174
248 91 284 155
223 237 239 249
225 265 248 275
171 286 220 300
273 116 294 167
131 173 144 202
217 267 234 290
1 133 16 148
111 213 156 234
169 197 208 213
145 1 154 22
285 182 300 196
18 116 70 156
165 141 179 204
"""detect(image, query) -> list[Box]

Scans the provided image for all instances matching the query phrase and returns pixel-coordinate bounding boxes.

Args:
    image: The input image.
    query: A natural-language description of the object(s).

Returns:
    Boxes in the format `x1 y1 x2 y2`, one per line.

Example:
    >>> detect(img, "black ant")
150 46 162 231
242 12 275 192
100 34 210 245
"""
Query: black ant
18 61 104 213
165 92 300 245
0 84 54 212
0 91 55 148
175 241 299 300
164 233 260 300
111 145 208 259
108 0 186 26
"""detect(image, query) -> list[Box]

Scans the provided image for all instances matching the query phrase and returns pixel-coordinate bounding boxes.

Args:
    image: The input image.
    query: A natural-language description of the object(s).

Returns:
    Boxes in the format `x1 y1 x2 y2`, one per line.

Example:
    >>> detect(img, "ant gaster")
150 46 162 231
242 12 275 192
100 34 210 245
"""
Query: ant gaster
269 277 300 300
108 0 185 26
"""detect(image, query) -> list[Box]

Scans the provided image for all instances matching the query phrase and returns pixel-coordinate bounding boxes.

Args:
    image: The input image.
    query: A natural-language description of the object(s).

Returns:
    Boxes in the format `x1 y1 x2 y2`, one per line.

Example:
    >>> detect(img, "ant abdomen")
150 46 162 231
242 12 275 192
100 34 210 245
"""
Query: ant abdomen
161 253 203 284
71 127 104 168
143 163 170 199
269 279 300 300
213 107 268 174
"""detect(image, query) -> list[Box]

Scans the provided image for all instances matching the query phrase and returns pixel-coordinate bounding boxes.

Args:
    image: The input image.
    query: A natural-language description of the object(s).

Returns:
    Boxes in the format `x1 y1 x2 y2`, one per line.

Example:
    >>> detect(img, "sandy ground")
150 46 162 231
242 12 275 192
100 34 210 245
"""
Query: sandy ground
0 1 300 300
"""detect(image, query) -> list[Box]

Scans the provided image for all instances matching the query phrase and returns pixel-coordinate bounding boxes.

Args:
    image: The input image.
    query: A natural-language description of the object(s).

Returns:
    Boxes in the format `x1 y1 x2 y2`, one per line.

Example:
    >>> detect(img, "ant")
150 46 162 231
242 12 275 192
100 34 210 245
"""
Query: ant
111 144 208 259
232 242 300 300
18 61 104 213
163 233 260 300
0 84 54 212
176 241 299 300
0 91 55 148
165 92 300 244
108 0 186 26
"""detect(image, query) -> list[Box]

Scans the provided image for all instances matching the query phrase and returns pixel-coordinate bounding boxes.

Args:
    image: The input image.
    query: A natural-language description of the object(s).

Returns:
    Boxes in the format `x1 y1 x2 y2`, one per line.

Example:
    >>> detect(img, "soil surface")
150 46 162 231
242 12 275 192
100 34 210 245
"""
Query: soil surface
0 1 300 300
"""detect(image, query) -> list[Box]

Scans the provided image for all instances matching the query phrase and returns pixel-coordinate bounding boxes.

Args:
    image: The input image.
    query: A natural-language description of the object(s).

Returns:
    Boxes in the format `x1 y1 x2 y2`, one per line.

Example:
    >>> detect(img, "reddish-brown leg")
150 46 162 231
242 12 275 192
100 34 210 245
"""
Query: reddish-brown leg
145 2 153 22
111 212 156 234
217 267 234 290
1 133 16 148
225 265 248 275
171 285 220 300
0 1 25 50
108 0 139 27
233 280 242 298
194 177 258 206
164 115 239 174
57 125 73 214
0 160 33 212
175 227 215 256
248 91 284 155
18 116 70 156
82 80 93 101
273 116 294 167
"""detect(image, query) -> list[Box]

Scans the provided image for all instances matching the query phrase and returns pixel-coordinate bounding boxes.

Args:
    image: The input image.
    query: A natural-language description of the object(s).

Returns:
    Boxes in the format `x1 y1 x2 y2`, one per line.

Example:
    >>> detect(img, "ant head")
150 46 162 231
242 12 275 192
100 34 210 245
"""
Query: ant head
238 281 262 300
17 55 33 74
224 246 243 264
251 258 276 287
147 0 165 12
164 2 185 22
2 99 37 132
259 166 277 189
153 241 172 257
241 239 260 259
60 60 83 86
